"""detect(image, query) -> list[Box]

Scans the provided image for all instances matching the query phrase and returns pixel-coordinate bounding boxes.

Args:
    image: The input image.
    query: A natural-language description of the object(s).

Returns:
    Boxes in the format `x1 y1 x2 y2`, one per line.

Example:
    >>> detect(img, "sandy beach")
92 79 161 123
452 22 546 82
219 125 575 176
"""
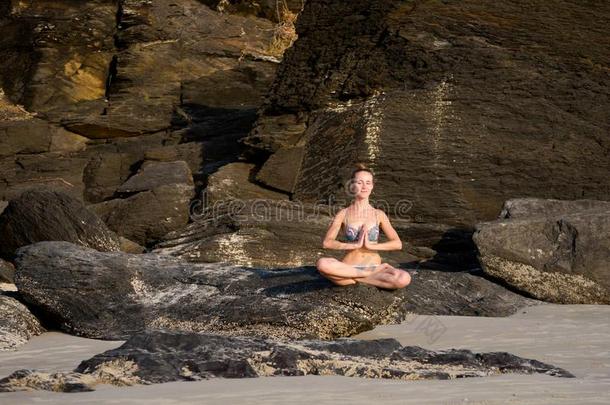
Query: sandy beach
0 303 608 404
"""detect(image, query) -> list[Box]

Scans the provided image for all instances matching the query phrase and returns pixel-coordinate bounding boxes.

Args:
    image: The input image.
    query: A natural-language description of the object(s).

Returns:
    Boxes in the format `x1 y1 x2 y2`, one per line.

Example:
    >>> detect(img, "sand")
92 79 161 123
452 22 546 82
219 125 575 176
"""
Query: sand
0 303 608 404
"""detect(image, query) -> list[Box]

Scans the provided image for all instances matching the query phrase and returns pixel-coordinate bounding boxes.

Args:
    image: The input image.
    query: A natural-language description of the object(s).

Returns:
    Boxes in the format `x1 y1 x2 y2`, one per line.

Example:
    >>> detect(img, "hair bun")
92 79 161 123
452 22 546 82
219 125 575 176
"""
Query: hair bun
354 162 368 170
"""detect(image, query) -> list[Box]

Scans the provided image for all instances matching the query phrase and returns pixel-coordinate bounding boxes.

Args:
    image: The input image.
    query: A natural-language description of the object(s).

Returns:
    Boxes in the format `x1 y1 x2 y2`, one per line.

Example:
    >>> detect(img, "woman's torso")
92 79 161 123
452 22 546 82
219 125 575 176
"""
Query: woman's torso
341 204 382 266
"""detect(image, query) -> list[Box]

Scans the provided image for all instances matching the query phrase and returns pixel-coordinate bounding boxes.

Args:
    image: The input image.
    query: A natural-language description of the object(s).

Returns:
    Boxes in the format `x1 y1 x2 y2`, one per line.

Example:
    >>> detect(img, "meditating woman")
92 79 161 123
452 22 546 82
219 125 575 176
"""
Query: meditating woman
316 163 412 289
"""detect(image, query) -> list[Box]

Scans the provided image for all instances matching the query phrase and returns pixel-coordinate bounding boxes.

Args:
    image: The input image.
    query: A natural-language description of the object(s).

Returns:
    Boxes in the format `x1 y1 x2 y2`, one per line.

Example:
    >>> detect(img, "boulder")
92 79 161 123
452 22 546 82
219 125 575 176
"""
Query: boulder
0 330 573 392
116 161 193 194
14 241 536 341
0 294 45 351
0 189 121 260
473 198 610 304
205 162 288 205
89 161 195 246
89 184 194 247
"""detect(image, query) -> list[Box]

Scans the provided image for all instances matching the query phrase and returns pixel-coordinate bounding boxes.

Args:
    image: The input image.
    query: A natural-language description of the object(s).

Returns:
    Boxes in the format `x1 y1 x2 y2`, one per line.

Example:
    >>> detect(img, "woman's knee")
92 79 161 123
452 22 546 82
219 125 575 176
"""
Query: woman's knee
395 271 411 288
316 257 333 273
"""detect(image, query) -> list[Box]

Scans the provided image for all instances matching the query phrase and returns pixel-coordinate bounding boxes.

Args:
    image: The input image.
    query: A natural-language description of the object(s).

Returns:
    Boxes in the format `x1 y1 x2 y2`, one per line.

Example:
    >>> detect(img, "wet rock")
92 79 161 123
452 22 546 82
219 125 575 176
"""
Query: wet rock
205 162 288 205
474 198 610 304
0 188 121 260
245 0 610 230
0 294 45 351
0 330 573 392
14 241 536 341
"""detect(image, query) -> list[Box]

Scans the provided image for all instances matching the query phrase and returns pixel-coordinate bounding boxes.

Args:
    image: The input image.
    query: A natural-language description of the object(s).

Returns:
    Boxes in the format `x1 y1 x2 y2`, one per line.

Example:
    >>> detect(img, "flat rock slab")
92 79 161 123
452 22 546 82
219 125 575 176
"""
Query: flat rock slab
0 294 45 351
14 241 537 341
0 330 573 392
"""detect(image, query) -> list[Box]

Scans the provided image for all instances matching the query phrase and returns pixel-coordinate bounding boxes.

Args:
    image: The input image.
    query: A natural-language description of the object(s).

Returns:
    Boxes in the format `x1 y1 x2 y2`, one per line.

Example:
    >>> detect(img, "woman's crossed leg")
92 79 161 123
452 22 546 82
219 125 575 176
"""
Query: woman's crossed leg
316 257 411 290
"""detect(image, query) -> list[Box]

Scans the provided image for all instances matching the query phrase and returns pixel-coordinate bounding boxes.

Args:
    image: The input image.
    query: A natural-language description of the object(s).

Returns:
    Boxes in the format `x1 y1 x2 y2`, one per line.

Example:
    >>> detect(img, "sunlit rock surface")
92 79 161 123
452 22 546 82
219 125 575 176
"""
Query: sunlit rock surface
245 0 610 229
0 330 573 392
14 241 537 341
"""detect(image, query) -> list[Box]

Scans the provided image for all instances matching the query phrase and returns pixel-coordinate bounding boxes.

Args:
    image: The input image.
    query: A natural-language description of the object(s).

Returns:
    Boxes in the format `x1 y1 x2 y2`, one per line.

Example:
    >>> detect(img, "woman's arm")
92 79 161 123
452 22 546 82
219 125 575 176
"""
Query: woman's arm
322 208 363 250
364 210 403 251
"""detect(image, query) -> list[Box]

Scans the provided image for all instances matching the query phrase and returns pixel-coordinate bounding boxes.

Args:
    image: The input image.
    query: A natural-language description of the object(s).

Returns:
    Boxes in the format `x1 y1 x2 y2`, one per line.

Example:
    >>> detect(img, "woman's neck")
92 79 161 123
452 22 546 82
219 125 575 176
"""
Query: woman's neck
351 198 371 215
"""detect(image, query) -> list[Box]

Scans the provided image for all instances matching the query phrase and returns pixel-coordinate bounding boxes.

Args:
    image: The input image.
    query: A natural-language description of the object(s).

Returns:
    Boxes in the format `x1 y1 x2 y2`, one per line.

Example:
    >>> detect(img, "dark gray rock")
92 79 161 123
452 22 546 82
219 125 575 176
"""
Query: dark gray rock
0 189 121 260
0 294 45 351
474 199 610 304
0 330 573 392
14 241 537 341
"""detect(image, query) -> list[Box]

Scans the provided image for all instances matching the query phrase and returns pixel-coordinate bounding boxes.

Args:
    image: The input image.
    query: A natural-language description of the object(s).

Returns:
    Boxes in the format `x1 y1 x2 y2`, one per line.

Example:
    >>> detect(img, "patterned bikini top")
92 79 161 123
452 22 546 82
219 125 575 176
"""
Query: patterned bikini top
344 206 380 242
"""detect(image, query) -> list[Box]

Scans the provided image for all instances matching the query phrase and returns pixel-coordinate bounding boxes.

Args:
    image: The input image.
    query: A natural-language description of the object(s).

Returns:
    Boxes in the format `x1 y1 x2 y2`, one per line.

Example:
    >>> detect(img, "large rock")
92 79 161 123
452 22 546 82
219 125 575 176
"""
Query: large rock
90 184 195 246
89 161 195 246
205 162 289 205
14 241 537 341
0 330 573 392
244 0 610 229
0 294 45 351
0 189 121 260
473 198 610 304
116 161 193 194
153 198 478 270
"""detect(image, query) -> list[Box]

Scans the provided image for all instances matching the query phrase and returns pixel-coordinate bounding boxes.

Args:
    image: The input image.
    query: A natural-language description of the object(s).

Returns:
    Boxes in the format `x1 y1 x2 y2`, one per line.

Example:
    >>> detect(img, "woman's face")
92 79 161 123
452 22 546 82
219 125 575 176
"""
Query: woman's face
351 171 374 198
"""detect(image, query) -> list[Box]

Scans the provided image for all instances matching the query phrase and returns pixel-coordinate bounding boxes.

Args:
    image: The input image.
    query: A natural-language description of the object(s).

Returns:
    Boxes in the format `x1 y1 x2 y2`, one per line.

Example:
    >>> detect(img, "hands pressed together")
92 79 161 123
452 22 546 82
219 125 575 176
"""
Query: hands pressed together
347 225 377 250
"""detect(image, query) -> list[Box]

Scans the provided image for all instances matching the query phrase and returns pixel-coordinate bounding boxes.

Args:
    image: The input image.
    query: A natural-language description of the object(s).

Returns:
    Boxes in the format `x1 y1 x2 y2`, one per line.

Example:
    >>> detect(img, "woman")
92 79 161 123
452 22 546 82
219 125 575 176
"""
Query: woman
316 163 412 289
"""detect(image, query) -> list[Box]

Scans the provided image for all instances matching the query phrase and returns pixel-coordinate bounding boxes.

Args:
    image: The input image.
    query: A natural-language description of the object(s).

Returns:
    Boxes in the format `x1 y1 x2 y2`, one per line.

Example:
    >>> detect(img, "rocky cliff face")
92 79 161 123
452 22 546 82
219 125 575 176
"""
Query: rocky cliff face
246 0 610 228
0 0 284 205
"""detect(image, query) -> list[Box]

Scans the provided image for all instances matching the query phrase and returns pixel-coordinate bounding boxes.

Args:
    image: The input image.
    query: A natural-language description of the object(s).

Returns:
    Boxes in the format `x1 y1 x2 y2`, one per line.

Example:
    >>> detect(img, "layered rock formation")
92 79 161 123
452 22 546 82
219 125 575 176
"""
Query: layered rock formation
244 0 610 230
0 0 288 220
474 198 610 304
0 330 573 392
14 241 537 340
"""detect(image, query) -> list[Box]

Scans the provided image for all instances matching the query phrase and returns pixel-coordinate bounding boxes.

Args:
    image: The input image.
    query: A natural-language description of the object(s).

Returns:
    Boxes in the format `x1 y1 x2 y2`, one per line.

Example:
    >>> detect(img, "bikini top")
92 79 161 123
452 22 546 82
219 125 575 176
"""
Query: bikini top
344 206 380 242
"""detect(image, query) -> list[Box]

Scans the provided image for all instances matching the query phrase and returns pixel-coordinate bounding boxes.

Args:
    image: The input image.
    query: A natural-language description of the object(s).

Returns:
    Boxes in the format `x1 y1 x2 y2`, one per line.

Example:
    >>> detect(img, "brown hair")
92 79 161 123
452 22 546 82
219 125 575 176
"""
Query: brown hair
351 162 374 181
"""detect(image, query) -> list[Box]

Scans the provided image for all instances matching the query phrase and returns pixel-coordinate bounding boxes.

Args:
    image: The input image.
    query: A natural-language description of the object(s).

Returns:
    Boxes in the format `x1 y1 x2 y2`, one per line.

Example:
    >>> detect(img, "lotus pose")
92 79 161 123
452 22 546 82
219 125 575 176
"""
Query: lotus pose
316 163 412 289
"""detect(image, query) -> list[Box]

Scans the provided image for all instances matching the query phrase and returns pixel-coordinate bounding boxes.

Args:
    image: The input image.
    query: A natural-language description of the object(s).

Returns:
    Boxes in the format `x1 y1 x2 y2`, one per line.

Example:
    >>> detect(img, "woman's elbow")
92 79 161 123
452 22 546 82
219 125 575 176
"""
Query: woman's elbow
322 239 331 249
395 240 403 250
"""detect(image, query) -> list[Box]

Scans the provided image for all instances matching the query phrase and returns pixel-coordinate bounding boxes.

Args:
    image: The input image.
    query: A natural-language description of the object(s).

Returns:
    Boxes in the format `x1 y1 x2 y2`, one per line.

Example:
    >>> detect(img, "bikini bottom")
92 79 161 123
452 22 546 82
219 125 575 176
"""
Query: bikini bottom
351 264 380 270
